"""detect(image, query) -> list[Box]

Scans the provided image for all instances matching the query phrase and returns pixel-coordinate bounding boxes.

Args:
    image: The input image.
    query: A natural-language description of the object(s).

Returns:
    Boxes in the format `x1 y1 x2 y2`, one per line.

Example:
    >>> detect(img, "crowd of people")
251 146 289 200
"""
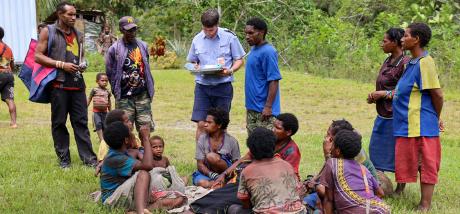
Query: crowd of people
0 1 445 214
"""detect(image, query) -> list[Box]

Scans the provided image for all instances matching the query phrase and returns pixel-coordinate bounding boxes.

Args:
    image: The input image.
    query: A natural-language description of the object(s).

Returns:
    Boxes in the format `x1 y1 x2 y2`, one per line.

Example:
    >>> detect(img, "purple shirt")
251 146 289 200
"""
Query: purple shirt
105 39 155 100
375 55 410 118
320 158 390 214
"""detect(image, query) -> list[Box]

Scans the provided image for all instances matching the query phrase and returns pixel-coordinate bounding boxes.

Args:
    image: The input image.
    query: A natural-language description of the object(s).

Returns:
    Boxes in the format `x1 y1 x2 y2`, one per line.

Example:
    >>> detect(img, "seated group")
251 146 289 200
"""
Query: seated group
97 108 390 214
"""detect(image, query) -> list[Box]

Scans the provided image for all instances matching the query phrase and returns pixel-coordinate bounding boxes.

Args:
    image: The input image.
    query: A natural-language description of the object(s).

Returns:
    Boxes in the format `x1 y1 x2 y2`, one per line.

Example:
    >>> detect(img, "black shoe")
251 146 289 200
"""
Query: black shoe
60 162 71 169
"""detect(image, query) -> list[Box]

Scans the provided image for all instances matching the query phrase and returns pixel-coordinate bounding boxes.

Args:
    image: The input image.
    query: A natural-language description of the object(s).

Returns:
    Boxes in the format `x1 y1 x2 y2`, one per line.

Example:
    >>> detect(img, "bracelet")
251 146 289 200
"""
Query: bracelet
228 68 234 75
55 61 65 69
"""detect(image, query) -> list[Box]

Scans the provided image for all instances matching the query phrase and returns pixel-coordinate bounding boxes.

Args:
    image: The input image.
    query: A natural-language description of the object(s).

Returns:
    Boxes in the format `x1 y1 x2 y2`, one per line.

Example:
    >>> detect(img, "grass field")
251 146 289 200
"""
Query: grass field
0 69 459 213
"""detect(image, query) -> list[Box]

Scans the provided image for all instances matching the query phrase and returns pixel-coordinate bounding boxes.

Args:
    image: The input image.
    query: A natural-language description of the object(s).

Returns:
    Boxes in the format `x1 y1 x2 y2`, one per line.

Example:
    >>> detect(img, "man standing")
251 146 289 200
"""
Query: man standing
105 16 155 134
35 2 97 168
187 9 245 140
244 17 282 135
0 26 17 128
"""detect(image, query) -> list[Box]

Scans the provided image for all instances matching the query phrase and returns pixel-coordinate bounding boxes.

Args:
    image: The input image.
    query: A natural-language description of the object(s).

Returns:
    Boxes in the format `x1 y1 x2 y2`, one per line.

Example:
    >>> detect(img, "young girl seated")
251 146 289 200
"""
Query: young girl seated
150 136 170 168
321 130 389 214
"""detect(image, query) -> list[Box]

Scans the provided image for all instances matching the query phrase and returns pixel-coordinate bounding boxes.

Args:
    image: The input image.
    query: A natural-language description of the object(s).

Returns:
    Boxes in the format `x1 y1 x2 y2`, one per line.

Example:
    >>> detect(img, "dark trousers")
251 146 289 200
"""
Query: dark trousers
50 88 97 165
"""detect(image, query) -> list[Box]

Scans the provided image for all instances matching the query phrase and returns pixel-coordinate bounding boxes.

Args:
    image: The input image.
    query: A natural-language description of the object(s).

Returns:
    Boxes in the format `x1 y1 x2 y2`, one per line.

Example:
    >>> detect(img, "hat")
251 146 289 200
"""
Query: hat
119 16 137 30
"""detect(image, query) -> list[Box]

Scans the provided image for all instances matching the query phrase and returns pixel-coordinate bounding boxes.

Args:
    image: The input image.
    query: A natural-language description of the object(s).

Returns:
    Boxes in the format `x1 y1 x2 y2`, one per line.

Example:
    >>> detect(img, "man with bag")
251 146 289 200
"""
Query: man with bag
35 1 97 169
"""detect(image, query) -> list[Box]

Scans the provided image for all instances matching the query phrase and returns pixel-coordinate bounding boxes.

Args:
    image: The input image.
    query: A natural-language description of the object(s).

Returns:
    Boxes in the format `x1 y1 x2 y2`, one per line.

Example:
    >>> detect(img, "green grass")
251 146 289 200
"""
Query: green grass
0 69 459 213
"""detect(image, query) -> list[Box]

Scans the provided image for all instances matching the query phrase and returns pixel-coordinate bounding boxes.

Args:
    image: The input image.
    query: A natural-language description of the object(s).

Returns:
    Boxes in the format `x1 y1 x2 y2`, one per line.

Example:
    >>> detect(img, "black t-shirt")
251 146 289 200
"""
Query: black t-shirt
121 43 146 98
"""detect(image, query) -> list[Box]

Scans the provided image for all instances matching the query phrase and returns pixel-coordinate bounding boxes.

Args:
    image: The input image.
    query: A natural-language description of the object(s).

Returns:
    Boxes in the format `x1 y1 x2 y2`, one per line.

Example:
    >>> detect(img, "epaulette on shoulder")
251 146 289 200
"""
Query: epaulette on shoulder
223 28 237 36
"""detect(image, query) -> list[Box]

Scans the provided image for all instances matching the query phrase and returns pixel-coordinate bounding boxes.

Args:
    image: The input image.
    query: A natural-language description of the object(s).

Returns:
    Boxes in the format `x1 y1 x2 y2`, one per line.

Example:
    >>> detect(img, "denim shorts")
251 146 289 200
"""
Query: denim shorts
191 82 233 122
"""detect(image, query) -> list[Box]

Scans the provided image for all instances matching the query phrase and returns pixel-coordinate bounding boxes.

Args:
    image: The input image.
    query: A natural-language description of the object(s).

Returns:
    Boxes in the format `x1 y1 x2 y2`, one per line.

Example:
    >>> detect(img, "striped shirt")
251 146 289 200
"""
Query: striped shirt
393 51 441 137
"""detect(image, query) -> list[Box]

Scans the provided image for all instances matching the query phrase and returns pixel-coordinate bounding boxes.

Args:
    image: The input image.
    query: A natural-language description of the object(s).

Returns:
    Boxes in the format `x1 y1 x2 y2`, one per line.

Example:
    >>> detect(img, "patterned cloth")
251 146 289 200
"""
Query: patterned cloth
0 42 13 72
0 72 14 101
393 51 441 137
121 43 146 98
89 87 111 112
245 43 282 116
274 140 301 179
101 166 186 211
320 158 390 214
375 55 410 118
237 158 305 214
116 91 155 132
246 110 275 135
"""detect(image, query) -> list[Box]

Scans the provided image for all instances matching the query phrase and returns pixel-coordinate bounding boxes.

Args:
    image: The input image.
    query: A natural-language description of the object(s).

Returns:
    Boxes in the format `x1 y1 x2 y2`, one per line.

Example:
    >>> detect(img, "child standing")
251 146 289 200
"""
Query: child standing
88 73 112 143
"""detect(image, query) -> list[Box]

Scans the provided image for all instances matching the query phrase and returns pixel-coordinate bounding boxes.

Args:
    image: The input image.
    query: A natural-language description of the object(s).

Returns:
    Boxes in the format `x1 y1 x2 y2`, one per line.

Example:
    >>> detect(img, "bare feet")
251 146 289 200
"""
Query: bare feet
10 123 17 128
394 183 406 196
416 204 430 212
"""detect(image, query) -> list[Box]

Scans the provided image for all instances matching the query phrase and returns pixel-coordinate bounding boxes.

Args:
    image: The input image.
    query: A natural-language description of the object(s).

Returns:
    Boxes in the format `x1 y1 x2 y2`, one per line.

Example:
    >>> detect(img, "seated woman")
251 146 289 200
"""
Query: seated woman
192 108 241 188
304 119 380 212
321 130 389 214
228 127 305 214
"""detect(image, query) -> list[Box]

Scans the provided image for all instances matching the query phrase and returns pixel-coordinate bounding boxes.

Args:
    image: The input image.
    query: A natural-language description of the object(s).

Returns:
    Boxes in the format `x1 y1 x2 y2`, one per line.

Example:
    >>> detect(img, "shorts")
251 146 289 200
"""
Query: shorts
116 92 155 132
0 72 14 101
93 112 107 131
246 110 275 135
191 82 233 122
395 136 441 184
192 155 232 185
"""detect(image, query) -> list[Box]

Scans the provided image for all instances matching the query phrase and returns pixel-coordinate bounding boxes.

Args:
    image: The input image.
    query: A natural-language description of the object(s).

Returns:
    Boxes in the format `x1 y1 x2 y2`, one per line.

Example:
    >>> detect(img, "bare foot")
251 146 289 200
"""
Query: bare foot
394 183 406 196
10 123 17 128
416 204 430 212
143 209 152 214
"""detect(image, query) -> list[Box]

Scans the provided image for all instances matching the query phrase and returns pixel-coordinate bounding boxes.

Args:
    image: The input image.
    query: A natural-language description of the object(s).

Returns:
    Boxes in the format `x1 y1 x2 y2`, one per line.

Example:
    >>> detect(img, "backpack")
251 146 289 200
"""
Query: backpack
18 25 57 103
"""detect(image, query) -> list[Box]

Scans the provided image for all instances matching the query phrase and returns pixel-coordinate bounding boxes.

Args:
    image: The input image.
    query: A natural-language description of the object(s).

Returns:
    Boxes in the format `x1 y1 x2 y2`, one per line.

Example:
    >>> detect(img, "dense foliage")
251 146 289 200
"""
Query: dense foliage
41 0 460 88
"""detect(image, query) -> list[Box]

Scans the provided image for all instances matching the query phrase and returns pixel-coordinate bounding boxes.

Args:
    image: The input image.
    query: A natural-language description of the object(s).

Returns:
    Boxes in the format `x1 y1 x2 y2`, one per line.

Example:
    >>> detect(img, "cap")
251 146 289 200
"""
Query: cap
119 16 137 31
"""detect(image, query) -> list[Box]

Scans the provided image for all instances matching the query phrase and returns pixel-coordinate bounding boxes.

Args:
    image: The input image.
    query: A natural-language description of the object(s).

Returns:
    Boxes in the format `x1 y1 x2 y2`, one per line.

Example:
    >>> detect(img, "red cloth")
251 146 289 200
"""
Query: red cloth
395 136 441 184
274 140 301 179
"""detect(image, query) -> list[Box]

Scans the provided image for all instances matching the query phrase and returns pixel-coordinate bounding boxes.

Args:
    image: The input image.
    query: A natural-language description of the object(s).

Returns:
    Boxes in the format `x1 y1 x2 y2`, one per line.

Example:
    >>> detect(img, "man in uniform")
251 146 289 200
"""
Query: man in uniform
187 9 246 140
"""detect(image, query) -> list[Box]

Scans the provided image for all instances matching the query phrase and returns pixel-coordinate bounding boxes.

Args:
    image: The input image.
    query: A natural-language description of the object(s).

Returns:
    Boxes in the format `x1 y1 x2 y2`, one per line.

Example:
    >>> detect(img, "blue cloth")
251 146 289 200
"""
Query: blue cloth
100 149 137 202
191 82 233 122
393 51 440 137
303 192 319 209
187 27 245 86
192 155 232 185
369 116 396 172
245 43 282 115
105 39 155 100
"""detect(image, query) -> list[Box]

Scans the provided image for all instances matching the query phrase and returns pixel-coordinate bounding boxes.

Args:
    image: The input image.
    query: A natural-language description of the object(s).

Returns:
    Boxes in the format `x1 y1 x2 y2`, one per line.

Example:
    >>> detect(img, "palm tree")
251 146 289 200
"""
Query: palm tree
36 0 60 21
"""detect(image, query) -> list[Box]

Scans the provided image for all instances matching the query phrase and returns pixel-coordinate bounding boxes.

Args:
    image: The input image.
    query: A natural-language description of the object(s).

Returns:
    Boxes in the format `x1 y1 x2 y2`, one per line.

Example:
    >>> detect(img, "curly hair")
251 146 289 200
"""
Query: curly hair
333 129 362 159
408 22 432 48
105 109 126 126
276 113 299 136
246 17 268 39
206 107 230 130
104 121 130 149
247 127 276 160
329 119 353 136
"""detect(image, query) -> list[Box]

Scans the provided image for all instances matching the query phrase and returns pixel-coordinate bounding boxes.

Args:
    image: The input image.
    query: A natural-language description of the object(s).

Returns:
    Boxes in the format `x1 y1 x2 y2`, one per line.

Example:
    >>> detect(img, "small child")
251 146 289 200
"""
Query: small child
320 130 389 214
88 73 112 143
150 136 170 168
